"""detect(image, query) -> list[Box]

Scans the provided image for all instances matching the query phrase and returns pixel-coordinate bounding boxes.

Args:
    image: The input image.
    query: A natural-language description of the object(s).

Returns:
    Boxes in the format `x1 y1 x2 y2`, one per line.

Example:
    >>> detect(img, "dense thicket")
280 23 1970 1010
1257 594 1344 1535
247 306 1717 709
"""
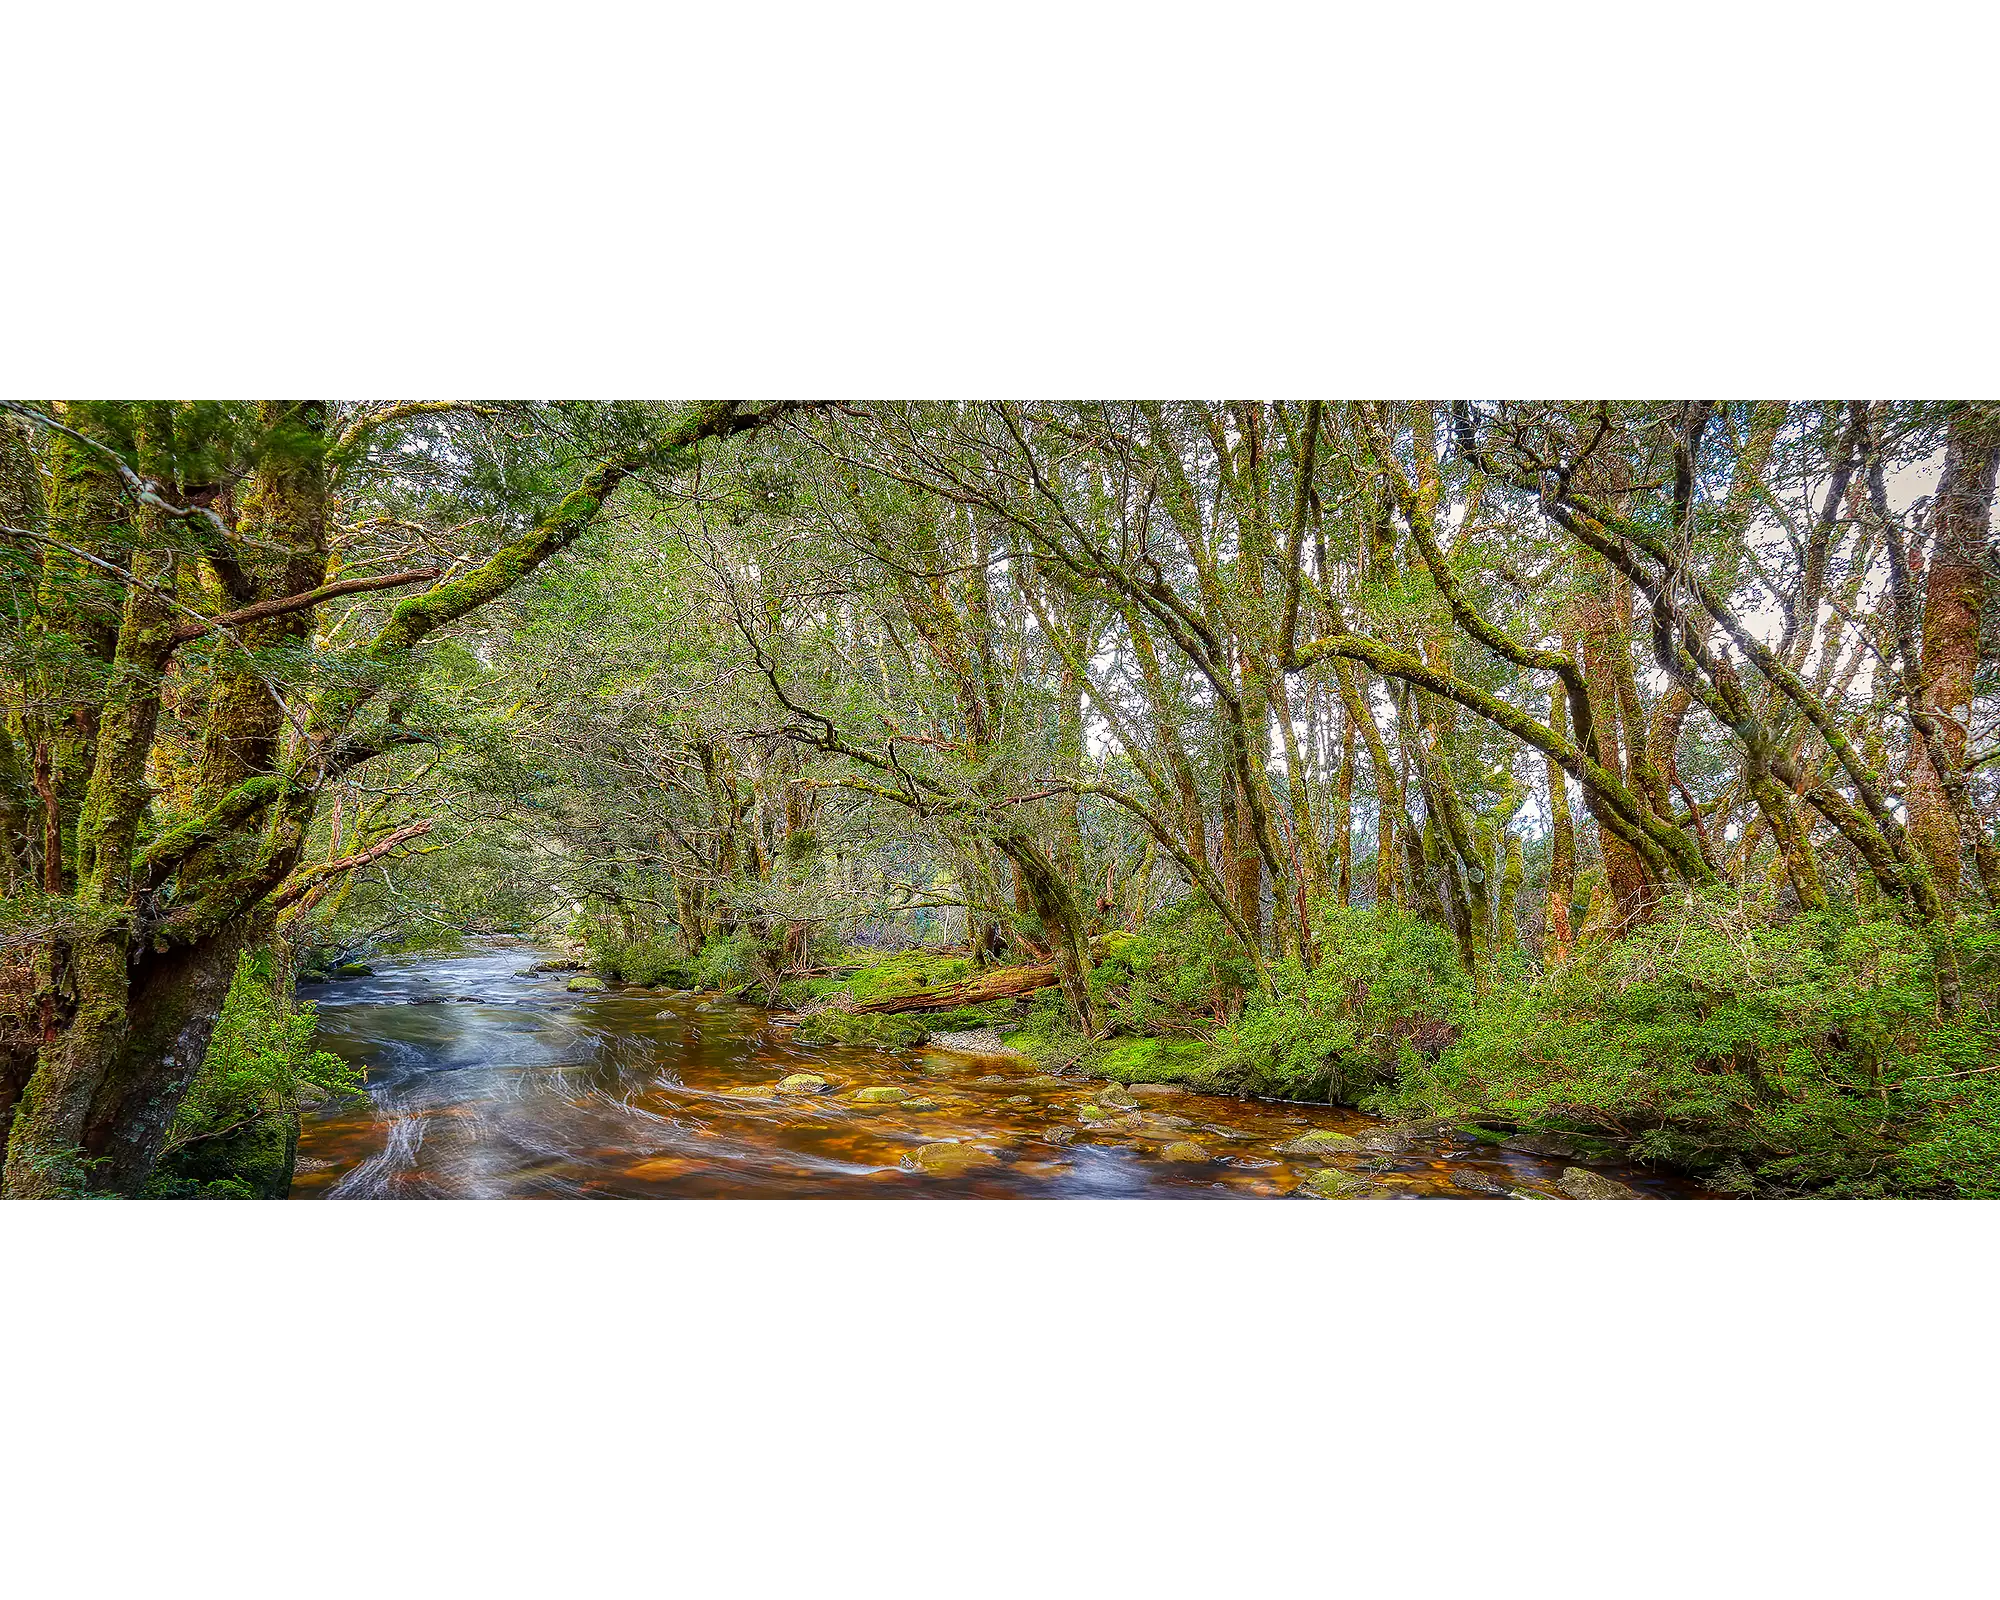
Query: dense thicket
5 400 1996 1195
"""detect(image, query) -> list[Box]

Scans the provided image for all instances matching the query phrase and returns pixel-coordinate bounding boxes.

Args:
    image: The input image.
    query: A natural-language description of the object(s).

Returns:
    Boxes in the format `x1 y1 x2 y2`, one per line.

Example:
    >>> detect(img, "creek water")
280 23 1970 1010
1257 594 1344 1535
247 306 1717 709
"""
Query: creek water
292 939 1685 1199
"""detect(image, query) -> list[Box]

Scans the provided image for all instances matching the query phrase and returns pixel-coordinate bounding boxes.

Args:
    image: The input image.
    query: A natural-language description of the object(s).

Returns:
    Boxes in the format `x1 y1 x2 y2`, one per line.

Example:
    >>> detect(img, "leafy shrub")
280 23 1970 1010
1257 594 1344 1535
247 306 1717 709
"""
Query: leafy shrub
1210 904 1472 1101
689 932 761 991
592 931 693 987
148 948 363 1199
1386 895 2000 1196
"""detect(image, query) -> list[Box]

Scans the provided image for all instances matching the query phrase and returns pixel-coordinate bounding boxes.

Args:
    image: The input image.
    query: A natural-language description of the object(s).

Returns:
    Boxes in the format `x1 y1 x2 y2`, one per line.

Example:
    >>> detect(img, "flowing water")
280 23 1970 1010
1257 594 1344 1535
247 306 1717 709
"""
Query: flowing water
292 940 1687 1200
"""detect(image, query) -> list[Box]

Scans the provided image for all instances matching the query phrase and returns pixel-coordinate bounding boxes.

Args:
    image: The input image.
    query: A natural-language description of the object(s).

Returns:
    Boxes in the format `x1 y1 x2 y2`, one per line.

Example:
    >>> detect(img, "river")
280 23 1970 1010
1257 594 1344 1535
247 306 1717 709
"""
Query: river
292 940 1685 1199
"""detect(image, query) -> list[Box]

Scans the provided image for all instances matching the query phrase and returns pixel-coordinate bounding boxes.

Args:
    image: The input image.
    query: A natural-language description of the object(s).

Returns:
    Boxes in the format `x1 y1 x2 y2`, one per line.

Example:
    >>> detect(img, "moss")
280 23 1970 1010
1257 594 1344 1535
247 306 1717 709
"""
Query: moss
839 951 974 1006
791 1011 929 1049
149 1112 298 1199
147 948 359 1200
1091 1037 1223 1088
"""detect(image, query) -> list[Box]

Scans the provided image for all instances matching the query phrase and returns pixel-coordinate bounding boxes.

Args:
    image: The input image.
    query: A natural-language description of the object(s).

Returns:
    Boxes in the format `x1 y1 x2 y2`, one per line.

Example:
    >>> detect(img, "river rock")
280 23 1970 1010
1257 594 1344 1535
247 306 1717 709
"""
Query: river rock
1447 1168 1512 1196
1002 1094 1034 1106
1302 1168 1375 1200
566 975 606 993
1558 1166 1640 1200
930 1028 1023 1056
1097 1085 1139 1110
1122 1111 1193 1132
912 1142 999 1175
1127 1082 1180 1099
1077 1104 1110 1121
1277 1129 1360 1157
694 1001 715 1012
775 1073 832 1096
853 1086 912 1104
901 1098 940 1112
1161 1140 1208 1163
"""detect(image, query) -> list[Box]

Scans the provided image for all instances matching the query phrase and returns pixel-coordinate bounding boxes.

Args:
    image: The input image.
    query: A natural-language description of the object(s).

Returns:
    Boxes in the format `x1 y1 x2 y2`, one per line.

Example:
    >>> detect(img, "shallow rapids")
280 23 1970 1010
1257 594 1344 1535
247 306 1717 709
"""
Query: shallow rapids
292 940 1684 1199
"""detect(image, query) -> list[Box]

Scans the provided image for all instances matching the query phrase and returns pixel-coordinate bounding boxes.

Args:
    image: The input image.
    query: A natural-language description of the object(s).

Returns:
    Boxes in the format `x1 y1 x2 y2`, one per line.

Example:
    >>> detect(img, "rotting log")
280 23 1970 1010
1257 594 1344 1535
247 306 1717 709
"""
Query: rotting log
848 962 1062 1013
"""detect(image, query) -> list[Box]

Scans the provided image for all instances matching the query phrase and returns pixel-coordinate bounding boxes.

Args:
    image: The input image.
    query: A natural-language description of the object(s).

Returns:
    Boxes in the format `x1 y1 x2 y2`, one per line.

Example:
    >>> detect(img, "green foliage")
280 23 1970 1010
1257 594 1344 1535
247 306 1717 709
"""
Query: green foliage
1106 902 1259 1024
382 925 467 956
1386 896 2000 1196
689 932 761 991
1211 904 1472 1100
839 950 975 1005
147 949 363 1200
591 931 693 987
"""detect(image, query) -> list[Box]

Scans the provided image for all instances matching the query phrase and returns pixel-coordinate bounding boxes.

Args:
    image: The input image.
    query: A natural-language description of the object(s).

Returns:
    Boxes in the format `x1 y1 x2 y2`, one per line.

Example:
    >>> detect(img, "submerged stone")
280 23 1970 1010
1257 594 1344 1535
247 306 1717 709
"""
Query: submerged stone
1097 1085 1139 1110
1161 1140 1208 1163
901 1098 940 1112
911 1142 999 1175
853 1086 912 1104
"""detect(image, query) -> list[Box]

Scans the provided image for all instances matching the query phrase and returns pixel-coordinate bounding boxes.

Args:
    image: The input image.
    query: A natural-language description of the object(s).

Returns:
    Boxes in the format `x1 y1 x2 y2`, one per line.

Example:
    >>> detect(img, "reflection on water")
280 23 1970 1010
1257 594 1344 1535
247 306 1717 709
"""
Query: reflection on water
292 941 1686 1200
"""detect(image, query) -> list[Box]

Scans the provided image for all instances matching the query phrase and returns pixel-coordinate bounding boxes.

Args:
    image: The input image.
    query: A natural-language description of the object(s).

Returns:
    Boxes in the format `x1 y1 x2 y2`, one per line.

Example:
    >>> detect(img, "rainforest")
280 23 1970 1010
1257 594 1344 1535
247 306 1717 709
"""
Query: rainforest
3 399 1996 1200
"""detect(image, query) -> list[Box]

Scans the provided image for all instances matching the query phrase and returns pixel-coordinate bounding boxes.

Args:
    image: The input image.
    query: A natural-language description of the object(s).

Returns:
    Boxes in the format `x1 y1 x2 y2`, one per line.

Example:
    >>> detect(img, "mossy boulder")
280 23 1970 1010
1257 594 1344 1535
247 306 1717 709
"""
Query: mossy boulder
333 962 374 978
1302 1168 1375 1200
1558 1166 1640 1200
902 1098 940 1112
566 975 607 993
1096 1084 1139 1110
853 1086 913 1104
1277 1129 1360 1157
1161 1140 1209 1163
775 1073 833 1096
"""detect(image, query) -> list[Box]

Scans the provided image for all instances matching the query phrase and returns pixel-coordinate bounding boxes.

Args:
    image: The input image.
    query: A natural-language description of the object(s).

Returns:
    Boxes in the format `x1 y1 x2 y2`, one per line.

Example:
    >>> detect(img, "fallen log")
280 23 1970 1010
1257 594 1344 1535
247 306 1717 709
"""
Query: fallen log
849 961 1060 1013
846 936 1123 1014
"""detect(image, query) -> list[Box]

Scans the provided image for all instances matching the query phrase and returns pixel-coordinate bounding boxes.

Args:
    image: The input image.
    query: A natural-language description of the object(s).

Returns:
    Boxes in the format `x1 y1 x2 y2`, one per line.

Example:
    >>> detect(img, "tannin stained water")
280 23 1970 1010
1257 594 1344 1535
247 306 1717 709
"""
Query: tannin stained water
292 940 1685 1200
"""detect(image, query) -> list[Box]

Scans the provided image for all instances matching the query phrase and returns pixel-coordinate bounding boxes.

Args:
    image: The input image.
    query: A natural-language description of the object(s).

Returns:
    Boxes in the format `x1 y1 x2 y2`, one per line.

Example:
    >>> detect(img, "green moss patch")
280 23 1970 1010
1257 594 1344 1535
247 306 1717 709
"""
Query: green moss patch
1091 1037 1221 1088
